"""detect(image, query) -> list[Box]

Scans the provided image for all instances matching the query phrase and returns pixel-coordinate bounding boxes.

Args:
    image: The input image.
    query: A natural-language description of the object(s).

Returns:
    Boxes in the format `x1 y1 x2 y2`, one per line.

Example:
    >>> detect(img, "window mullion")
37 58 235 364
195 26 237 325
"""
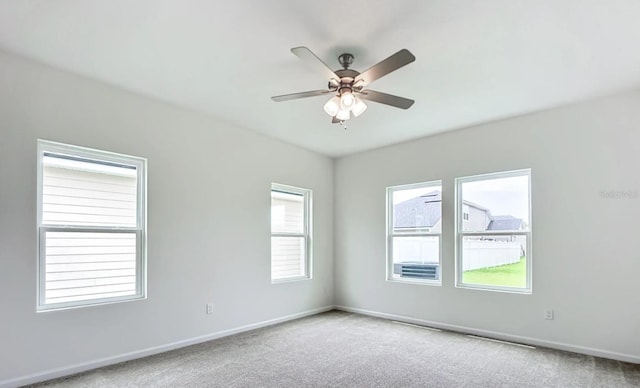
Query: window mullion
461 231 529 236
272 232 305 238
40 225 140 233
391 232 440 237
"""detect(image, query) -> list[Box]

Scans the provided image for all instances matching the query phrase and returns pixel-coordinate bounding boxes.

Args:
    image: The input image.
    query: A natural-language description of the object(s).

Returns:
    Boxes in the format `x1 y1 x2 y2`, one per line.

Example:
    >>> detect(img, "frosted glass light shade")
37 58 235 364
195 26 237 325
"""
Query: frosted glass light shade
336 109 350 121
323 96 340 117
340 91 355 109
352 98 368 117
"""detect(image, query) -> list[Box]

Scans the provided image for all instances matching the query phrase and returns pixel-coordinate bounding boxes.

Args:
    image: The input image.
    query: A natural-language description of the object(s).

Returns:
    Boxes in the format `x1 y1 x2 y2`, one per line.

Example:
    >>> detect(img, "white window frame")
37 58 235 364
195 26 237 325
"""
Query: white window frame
386 180 442 285
455 169 532 293
37 140 147 311
270 183 312 283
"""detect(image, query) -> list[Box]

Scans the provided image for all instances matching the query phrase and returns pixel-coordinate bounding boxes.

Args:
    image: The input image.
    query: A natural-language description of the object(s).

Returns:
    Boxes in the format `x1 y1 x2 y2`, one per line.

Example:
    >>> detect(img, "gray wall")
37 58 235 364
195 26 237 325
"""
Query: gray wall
3 45 640 385
334 90 640 362
0 50 334 383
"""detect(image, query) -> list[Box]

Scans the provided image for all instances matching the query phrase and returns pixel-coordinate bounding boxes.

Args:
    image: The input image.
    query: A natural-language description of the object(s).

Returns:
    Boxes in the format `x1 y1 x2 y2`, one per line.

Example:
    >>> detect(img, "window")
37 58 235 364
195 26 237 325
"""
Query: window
387 181 442 284
456 169 531 293
271 183 312 282
37 140 146 311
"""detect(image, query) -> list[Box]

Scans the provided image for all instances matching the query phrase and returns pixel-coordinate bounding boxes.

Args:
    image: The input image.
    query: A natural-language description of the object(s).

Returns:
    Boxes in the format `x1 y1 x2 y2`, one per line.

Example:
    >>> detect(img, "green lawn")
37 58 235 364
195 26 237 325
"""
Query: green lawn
462 257 526 288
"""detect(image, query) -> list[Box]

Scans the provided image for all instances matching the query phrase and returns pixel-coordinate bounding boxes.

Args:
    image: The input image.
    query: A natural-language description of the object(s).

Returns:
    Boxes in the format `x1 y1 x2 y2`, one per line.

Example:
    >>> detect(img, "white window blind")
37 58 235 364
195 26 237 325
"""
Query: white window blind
37 141 146 310
271 184 311 281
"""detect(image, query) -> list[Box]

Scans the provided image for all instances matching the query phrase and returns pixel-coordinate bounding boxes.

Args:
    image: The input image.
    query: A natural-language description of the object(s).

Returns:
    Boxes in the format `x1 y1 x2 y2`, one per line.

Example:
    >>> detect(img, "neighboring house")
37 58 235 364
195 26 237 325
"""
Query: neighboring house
462 201 493 231
393 190 442 233
488 215 524 231
394 191 524 233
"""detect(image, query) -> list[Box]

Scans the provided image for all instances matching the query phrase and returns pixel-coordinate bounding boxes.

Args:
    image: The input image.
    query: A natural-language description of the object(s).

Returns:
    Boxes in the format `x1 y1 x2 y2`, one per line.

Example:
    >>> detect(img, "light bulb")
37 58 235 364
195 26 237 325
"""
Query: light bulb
340 91 355 109
336 109 350 121
323 96 340 117
352 98 367 117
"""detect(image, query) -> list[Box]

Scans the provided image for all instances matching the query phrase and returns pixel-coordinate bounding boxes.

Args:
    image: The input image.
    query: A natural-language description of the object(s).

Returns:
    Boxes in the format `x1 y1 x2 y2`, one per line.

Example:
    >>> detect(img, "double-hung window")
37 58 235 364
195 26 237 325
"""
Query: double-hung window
270 183 312 282
387 181 442 284
37 140 146 311
455 169 531 293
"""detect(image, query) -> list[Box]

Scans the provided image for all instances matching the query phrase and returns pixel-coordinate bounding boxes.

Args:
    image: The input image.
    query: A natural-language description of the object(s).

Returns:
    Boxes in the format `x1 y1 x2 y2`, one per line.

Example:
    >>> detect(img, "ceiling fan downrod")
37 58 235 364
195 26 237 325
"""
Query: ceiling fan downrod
338 53 354 69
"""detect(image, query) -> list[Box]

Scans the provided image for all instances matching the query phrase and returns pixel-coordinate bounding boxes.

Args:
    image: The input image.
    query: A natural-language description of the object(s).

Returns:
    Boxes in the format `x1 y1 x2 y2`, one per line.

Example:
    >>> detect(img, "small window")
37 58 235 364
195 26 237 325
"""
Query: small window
271 183 312 282
456 169 531 293
387 181 442 284
37 140 146 311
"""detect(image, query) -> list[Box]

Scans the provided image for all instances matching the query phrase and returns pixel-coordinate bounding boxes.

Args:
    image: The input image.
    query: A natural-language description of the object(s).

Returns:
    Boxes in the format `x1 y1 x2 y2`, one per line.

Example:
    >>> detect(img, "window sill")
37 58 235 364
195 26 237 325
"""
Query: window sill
271 276 312 284
387 278 442 286
37 294 146 313
455 284 532 295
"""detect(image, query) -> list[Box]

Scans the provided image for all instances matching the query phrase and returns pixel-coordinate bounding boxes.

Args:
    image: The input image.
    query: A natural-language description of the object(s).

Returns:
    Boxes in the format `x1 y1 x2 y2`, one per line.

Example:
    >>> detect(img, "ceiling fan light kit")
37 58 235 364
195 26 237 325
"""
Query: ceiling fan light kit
323 96 341 116
352 98 367 117
271 46 416 125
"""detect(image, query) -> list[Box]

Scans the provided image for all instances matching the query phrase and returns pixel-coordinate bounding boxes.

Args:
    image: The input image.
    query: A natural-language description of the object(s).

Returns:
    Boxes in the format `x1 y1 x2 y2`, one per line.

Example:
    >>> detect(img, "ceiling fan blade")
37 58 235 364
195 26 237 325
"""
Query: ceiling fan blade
291 47 341 82
355 49 415 86
358 90 415 109
271 90 331 102
332 116 340 124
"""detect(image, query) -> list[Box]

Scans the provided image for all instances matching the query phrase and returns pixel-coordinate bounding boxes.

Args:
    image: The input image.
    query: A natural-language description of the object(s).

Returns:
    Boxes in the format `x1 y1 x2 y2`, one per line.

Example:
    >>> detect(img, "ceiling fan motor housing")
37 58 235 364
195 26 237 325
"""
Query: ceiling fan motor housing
332 68 360 94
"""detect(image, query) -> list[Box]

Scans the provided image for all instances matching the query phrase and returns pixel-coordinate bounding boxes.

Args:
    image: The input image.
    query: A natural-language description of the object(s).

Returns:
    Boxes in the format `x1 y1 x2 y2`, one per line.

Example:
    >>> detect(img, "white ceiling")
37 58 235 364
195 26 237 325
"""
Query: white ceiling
1 1 640 157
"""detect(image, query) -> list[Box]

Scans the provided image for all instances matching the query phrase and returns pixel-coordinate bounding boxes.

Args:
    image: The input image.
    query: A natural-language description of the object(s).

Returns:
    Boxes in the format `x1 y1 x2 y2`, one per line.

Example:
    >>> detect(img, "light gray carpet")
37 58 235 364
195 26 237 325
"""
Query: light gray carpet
26 310 640 388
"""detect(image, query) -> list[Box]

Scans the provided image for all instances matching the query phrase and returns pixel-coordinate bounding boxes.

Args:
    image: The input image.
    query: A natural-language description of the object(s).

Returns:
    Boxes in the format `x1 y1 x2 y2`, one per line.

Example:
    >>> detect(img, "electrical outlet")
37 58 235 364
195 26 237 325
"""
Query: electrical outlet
544 309 554 320
206 303 213 314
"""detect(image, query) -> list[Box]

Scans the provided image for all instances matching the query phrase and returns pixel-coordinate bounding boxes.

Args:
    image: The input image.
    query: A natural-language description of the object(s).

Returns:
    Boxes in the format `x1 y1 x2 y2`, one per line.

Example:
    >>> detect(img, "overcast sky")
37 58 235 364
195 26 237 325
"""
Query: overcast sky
462 175 530 222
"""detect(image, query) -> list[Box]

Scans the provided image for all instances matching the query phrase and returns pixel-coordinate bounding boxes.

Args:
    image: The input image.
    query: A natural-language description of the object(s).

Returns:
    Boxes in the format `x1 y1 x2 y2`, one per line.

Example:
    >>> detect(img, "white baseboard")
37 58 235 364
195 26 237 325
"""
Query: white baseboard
0 305 333 388
334 305 640 364
4 304 636 387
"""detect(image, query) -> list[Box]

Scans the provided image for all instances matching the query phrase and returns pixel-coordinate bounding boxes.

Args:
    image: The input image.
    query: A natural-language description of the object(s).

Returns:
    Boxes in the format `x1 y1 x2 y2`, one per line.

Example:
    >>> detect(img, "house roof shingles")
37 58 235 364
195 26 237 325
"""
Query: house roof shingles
394 191 442 229
487 215 523 231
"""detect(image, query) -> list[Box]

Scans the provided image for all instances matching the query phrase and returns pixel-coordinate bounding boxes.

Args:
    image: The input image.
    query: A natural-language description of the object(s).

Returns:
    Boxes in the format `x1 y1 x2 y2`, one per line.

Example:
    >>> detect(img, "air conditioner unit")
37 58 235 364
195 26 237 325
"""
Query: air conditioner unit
393 262 440 280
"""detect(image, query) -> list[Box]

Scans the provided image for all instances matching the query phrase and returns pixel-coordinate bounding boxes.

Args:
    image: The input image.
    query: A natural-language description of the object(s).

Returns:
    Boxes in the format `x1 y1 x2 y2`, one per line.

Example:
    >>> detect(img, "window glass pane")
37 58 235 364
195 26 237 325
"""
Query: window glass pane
44 231 137 304
391 236 440 280
461 175 529 232
38 141 146 310
271 236 305 280
42 155 138 227
461 235 527 288
392 186 442 233
271 191 304 234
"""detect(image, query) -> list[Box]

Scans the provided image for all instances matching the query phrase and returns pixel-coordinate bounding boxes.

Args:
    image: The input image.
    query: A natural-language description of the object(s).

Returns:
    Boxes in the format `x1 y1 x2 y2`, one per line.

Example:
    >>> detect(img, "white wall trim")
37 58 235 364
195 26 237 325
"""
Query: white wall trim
0 306 334 388
4 304 638 388
334 305 640 364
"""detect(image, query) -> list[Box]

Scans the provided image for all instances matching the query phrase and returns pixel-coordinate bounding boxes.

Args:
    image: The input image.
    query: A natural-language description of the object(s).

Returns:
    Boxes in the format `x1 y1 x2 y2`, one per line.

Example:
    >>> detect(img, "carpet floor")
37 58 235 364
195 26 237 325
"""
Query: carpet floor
26 310 640 388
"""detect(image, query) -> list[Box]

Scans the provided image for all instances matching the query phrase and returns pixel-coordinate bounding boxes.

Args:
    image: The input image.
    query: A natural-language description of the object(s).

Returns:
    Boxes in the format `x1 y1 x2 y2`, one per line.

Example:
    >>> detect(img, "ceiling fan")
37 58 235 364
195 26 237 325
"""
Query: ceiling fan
271 47 416 124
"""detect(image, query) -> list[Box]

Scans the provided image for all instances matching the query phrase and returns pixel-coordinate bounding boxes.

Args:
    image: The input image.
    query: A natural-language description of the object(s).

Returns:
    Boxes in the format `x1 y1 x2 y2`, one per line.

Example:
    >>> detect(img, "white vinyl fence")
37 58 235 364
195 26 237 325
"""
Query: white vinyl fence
462 240 522 271
392 236 439 264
